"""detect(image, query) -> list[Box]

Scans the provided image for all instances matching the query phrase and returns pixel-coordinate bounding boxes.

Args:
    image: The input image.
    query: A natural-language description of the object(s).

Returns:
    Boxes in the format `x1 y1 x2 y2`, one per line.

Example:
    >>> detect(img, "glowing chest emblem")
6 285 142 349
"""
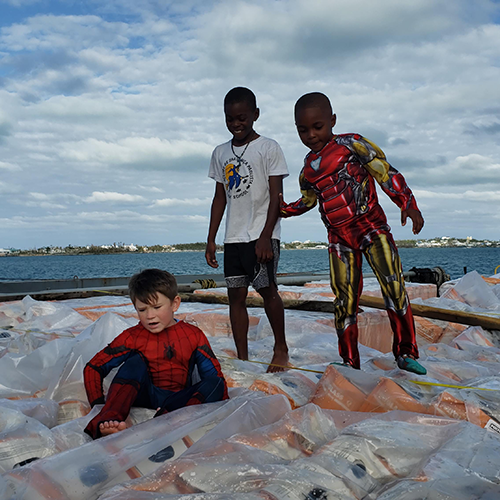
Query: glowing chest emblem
310 157 322 171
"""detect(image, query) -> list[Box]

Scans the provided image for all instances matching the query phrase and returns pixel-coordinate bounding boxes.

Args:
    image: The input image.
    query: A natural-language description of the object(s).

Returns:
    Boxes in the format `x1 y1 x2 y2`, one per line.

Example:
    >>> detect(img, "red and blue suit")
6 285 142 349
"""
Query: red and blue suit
84 320 228 439
281 134 420 368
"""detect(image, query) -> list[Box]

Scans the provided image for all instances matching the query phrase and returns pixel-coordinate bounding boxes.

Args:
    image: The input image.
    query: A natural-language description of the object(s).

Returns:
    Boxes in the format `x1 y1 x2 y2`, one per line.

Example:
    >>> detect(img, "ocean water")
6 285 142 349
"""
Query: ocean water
0 247 499 282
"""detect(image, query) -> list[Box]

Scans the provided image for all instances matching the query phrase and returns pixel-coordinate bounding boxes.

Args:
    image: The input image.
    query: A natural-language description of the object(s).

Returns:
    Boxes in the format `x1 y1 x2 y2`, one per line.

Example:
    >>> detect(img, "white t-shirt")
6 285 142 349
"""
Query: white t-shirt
208 136 289 244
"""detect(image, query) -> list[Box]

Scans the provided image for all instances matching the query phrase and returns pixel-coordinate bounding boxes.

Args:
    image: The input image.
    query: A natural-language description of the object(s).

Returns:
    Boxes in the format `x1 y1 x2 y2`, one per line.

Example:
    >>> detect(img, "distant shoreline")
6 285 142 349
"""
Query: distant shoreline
2 243 499 258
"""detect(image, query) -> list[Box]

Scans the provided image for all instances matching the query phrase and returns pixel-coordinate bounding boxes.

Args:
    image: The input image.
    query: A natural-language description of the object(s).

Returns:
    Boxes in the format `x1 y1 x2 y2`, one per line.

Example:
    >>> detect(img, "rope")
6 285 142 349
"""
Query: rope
219 355 498 391
408 380 496 391
217 355 323 374
495 265 500 275
192 278 218 289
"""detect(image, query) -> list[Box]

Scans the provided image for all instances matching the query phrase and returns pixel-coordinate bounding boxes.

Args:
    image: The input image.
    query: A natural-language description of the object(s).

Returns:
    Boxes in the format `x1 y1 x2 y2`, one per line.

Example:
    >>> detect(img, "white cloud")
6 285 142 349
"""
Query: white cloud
0 15 130 52
84 191 146 203
60 137 213 170
413 189 500 202
138 185 163 193
0 161 19 170
153 197 211 207
1 0 41 6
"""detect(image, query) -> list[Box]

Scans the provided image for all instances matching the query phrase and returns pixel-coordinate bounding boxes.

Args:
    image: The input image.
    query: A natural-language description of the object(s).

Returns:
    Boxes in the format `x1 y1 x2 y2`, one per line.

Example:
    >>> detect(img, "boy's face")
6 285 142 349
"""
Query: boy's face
224 101 259 146
134 293 181 334
295 106 336 153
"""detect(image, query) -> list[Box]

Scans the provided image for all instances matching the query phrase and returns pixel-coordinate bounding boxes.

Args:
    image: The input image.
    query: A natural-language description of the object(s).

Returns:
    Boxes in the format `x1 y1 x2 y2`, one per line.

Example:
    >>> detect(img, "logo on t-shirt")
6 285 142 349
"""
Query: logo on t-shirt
224 158 254 199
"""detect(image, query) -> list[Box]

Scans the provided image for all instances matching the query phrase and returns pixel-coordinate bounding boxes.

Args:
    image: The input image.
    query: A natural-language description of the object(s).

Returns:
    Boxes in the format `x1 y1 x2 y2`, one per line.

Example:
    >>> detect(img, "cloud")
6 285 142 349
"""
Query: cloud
84 191 147 203
0 15 130 52
138 185 163 193
195 0 490 77
466 119 500 136
25 201 66 209
153 197 211 207
59 137 213 171
1 0 500 248
414 189 500 202
417 154 500 186
0 161 19 170
1 0 42 6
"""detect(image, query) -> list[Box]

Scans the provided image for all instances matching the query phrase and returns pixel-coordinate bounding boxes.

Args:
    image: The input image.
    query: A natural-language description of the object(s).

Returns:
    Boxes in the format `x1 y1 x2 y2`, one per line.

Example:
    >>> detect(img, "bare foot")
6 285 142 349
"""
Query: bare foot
99 420 127 436
266 349 290 373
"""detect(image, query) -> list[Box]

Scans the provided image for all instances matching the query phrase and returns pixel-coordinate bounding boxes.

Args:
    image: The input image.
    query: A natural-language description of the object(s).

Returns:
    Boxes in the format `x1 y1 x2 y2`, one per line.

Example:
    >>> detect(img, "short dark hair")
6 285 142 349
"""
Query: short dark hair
295 92 333 116
224 87 257 111
129 268 178 304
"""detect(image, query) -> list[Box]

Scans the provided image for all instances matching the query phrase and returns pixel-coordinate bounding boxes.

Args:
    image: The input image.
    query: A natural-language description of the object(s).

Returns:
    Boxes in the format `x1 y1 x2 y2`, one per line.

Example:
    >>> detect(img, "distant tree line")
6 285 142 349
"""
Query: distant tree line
2 237 498 257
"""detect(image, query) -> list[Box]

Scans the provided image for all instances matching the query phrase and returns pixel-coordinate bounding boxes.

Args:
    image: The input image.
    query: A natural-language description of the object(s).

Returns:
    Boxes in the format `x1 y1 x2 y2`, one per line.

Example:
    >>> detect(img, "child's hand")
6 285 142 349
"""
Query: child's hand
401 208 424 235
205 241 219 268
279 193 289 218
255 236 273 263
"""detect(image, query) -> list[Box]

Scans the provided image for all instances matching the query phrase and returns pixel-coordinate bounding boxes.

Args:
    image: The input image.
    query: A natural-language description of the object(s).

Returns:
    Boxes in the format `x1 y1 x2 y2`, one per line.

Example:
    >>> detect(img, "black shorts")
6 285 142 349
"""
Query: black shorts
224 239 280 291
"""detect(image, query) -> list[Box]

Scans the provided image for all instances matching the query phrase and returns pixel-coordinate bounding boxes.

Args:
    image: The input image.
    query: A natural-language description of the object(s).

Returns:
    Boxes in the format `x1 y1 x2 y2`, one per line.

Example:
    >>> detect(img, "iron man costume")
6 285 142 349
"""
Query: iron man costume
281 134 420 368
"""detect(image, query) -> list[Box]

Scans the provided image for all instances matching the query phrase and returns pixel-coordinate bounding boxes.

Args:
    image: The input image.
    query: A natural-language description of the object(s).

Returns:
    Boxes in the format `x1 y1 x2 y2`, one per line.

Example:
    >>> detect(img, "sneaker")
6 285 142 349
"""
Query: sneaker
397 355 427 375
329 361 353 368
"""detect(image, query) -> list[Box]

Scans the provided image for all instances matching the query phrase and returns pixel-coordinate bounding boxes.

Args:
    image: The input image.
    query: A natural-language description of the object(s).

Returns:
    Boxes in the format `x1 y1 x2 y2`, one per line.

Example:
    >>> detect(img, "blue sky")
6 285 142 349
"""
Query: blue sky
1 0 500 249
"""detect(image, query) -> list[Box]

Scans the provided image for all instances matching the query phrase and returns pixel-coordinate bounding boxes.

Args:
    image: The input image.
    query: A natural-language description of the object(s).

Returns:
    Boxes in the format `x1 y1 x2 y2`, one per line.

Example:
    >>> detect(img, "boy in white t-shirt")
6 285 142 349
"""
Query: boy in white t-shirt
206 87 289 372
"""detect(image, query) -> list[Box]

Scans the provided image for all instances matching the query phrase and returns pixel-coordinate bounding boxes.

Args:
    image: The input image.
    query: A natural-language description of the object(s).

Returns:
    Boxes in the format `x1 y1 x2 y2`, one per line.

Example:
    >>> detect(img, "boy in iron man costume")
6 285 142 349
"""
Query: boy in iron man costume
281 92 426 374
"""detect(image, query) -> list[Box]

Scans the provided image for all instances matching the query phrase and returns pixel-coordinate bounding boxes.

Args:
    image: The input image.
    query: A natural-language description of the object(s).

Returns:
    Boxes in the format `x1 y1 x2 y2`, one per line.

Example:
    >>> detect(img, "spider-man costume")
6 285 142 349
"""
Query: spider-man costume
84 320 228 439
281 134 420 368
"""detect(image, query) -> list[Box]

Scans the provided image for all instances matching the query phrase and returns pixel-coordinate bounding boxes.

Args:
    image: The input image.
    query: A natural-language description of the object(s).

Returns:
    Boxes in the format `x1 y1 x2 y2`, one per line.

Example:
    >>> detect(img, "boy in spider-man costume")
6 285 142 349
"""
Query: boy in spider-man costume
83 268 228 439
281 92 426 374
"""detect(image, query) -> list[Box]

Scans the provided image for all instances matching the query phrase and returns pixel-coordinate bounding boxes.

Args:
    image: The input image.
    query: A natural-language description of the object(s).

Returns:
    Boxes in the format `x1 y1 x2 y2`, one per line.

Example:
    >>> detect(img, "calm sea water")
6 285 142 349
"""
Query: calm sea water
0 247 499 281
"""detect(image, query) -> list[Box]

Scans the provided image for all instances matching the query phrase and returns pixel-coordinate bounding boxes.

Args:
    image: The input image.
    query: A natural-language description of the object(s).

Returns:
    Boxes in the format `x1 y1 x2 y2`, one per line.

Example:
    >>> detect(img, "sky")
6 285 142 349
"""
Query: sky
1 0 500 250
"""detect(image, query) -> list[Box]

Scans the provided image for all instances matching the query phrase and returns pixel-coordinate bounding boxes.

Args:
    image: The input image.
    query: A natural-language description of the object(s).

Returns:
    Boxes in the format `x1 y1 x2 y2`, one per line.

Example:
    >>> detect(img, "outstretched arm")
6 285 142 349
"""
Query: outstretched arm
205 182 226 268
280 170 317 218
357 136 424 235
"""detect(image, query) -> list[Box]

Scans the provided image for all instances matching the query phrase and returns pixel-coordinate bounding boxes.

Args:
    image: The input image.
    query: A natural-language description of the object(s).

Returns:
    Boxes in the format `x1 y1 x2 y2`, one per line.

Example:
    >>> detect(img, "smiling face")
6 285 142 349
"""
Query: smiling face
134 292 181 333
295 106 336 153
224 100 259 146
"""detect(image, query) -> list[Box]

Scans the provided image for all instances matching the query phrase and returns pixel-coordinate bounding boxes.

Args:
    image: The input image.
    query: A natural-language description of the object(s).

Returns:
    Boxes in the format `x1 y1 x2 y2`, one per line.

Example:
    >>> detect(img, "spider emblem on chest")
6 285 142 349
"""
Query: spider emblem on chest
163 344 175 360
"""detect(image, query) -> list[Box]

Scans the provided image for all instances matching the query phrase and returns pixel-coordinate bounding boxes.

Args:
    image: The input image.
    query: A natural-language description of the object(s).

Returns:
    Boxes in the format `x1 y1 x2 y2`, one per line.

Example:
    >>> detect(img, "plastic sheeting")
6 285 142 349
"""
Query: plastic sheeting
0 270 500 499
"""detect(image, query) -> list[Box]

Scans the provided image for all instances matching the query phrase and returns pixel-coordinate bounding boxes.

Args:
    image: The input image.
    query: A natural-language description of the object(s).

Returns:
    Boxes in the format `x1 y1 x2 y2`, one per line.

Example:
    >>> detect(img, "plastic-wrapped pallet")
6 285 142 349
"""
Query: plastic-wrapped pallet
0 398 59 428
227 404 339 460
0 406 58 473
377 476 500 499
314 415 460 484
422 420 500 482
440 271 500 311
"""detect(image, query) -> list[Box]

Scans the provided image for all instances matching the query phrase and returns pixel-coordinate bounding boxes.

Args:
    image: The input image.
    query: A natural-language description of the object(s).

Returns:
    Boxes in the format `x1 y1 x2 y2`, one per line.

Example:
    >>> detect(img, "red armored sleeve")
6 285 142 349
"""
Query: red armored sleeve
355 136 420 213
280 169 317 218
380 166 420 212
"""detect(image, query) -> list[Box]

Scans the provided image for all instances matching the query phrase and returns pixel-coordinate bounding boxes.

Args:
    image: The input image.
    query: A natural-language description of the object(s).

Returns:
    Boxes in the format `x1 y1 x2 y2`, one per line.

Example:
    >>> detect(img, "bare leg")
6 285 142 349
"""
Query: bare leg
99 420 128 436
258 282 289 373
228 287 249 360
